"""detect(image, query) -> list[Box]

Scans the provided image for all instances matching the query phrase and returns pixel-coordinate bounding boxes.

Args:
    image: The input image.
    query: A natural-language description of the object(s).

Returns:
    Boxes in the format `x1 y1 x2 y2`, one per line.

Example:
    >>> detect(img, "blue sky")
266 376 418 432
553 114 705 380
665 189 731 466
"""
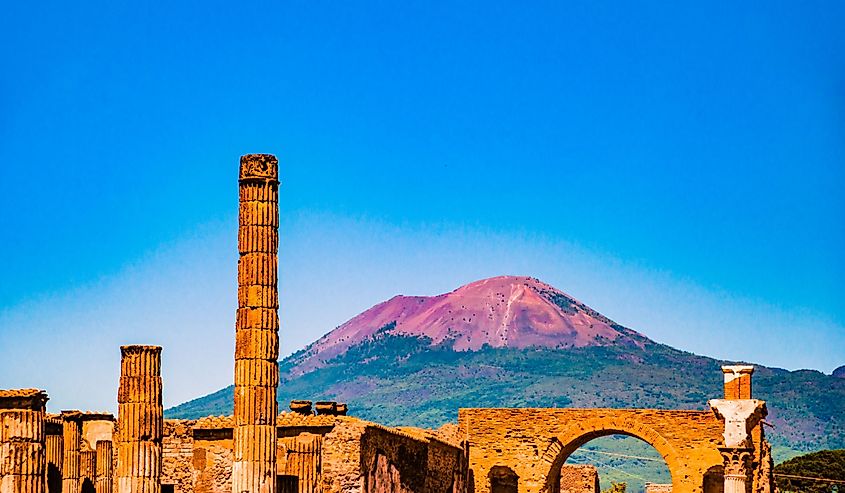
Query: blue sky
1 2 843 412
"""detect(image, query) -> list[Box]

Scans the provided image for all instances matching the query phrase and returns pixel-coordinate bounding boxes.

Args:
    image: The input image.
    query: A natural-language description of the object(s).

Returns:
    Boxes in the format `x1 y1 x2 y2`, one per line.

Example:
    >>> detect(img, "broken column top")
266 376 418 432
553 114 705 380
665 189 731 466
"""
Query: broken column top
239 154 278 182
120 345 162 353
0 389 48 410
722 364 754 399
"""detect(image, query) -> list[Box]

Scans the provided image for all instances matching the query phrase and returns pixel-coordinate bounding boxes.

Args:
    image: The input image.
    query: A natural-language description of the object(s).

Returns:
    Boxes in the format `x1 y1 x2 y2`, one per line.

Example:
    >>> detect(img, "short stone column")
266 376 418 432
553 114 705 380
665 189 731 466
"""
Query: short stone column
95 441 113 493
62 411 84 493
719 447 752 493
233 154 280 493
0 389 49 493
44 416 63 493
80 451 96 493
116 345 163 493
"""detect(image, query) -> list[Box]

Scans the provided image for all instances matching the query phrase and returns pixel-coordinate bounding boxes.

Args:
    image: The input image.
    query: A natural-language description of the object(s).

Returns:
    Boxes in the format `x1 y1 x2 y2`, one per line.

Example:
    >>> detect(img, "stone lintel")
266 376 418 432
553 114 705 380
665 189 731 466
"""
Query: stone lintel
709 399 767 447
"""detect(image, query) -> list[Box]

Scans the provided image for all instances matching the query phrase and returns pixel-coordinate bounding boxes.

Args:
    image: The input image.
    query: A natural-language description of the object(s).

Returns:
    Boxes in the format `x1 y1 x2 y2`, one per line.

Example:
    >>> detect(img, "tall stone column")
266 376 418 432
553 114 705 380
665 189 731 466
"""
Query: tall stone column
0 389 49 493
116 345 163 493
719 447 752 493
95 441 113 493
44 417 63 493
233 154 280 493
62 411 84 493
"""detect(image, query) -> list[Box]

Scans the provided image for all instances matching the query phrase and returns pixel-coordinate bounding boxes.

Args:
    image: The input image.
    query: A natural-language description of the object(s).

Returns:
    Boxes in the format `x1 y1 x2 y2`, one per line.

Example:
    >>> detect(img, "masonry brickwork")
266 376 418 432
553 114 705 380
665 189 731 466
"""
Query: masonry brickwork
557 465 598 493
233 154 280 493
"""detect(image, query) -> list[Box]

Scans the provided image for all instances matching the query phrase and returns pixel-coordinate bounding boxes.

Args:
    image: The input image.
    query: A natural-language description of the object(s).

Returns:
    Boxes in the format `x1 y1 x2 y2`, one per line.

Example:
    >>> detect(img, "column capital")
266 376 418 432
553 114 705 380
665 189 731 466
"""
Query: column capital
709 399 767 447
718 447 753 477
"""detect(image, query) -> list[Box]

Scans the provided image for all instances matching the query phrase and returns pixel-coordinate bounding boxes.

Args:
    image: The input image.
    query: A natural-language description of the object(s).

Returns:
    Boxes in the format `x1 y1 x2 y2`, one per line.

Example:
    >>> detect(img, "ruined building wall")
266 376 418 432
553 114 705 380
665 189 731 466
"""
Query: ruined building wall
233 154 280 493
558 465 598 493
161 421 195 493
277 434 322 493
459 408 724 493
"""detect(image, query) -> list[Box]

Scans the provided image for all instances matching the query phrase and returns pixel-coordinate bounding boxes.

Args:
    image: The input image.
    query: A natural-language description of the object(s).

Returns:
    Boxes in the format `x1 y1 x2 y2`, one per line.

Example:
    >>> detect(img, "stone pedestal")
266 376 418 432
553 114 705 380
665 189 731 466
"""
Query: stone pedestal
0 389 49 493
233 154 280 493
116 345 163 493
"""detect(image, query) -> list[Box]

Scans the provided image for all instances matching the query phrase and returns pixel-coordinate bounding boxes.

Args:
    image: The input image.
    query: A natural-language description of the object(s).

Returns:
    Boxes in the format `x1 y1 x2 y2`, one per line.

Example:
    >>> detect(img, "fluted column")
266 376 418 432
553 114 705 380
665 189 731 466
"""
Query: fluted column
80 451 96 493
44 417 63 493
233 154 280 493
95 441 113 493
116 346 163 493
0 389 49 493
62 411 83 493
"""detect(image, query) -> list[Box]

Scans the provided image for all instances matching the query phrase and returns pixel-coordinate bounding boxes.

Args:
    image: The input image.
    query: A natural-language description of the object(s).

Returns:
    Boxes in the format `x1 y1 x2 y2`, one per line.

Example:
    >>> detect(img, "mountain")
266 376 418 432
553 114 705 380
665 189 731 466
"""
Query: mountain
834 365 845 378
168 276 845 456
287 276 647 376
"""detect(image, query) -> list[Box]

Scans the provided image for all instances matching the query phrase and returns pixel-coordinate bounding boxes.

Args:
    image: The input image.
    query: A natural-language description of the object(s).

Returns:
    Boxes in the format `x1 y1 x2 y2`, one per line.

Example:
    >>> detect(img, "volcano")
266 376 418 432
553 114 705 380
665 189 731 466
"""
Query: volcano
287 276 647 376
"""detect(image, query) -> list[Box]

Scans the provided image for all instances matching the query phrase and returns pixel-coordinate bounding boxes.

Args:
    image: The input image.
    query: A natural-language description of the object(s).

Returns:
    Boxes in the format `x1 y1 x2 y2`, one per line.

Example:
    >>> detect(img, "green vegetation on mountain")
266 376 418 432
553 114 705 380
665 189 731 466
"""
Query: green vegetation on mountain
168 330 845 455
774 449 845 492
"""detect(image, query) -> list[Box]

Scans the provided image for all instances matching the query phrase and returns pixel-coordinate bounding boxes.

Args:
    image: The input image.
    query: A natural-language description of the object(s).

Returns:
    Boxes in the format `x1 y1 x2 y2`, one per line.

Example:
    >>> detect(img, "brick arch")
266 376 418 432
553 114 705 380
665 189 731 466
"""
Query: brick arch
459 408 725 493
540 417 681 493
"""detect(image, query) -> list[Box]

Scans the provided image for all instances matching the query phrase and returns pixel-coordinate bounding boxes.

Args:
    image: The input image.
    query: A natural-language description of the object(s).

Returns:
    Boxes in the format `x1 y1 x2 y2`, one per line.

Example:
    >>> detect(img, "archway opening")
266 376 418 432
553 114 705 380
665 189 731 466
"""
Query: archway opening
551 435 671 493
489 465 519 493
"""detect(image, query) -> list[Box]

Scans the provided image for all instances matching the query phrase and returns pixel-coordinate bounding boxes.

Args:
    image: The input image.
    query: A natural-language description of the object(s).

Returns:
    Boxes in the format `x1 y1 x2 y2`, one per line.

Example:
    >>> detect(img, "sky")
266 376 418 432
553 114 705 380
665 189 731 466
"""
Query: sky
1 1 843 413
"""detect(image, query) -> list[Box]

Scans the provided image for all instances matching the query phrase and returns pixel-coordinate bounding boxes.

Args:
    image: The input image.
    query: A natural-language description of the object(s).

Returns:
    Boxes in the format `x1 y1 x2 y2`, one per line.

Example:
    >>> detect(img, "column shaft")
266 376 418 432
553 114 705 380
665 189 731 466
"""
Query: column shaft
233 154 280 493
0 390 48 493
62 413 82 493
116 346 162 493
95 441 113 493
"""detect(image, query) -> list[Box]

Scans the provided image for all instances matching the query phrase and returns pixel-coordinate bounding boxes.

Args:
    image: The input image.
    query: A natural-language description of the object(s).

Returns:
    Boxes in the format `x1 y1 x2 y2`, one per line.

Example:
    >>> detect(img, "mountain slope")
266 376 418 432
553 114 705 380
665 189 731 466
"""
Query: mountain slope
168 276 845 455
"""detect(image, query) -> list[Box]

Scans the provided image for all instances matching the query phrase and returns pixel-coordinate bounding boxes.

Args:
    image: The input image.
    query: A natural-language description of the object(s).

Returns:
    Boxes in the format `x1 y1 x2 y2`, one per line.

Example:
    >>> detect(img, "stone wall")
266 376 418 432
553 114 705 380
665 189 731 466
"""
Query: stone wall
458 408 726 493
558 465 598 493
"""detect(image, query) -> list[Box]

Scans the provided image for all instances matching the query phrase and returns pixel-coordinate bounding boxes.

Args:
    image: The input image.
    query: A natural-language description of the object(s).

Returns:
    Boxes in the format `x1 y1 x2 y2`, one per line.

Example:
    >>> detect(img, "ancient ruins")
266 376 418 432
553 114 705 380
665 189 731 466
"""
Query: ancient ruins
0 154 775 493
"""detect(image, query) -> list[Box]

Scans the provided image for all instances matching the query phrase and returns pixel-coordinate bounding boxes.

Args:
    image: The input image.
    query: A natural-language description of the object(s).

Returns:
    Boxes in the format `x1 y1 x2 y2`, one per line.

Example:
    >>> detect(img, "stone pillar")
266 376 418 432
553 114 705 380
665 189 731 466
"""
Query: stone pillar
117 345 163 493
0 389 49 493
722 365 754 399
62 411 84 493
80 451 96 493
719 448 752 493
95 441 113 493
233 154 280 493
44 417 63 493
710 399 767 493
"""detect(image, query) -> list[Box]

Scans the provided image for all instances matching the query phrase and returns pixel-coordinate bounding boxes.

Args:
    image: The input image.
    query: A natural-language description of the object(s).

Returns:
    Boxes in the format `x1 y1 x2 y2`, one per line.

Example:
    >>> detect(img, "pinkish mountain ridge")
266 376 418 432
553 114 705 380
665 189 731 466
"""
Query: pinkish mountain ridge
287 275 648 376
